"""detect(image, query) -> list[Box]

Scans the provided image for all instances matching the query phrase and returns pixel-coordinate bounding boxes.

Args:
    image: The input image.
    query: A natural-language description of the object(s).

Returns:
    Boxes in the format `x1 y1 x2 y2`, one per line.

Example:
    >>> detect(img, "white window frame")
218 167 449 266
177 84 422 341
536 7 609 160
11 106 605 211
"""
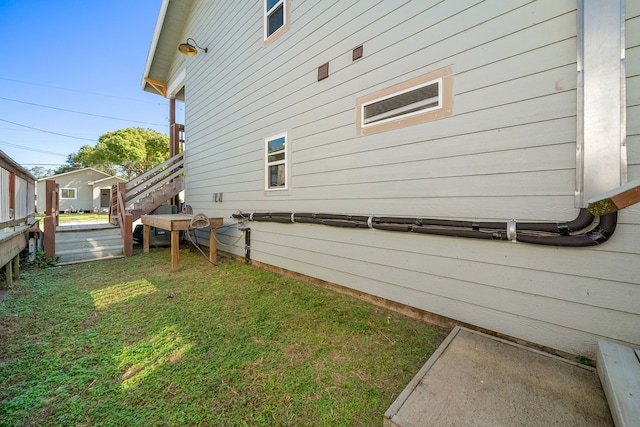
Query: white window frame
60 188 77 200
361 78 443 129
356 66 453 136
263 0 288 43
265 132 288 191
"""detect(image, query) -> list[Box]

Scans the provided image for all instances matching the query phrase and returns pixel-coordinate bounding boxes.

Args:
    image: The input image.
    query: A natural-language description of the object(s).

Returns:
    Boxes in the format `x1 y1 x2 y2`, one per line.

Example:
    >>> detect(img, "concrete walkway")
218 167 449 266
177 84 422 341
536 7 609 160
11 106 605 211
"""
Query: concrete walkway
385 327 613 426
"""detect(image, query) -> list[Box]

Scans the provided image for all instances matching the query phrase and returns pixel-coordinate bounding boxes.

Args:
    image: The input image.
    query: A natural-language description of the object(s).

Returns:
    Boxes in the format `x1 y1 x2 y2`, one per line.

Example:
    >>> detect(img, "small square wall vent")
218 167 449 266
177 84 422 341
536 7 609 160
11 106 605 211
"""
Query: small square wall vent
318 62 329 81
353 45 363 61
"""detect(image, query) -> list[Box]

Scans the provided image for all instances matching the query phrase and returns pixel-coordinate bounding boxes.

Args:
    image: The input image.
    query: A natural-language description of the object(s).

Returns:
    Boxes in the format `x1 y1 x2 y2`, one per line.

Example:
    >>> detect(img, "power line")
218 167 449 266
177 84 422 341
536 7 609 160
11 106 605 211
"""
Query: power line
0 77 164 105
0 118 96 141
0 96 168 127
0 140 69 157
20 164 68 166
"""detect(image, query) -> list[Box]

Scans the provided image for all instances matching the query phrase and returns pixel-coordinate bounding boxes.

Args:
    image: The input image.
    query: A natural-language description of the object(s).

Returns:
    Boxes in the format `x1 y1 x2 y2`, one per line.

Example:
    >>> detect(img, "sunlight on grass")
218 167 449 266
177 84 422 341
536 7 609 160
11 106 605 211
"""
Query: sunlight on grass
1 253 445 425
90 279 157 310
119 325 192 390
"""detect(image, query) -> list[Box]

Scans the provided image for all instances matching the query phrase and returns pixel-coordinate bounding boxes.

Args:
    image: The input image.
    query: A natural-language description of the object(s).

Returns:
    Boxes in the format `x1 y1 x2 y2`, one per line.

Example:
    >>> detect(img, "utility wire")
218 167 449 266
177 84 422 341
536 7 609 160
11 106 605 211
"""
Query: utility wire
0 96 167 127
0 77 164 105
0 118 96 141
0 140 69 157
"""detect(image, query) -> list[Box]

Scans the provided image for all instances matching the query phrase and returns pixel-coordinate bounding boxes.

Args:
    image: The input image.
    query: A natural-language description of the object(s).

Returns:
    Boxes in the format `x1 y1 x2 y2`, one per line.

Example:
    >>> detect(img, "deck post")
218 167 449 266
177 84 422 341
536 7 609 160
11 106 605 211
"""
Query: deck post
44 180 58 260
209 226 217 265
124 213 133 256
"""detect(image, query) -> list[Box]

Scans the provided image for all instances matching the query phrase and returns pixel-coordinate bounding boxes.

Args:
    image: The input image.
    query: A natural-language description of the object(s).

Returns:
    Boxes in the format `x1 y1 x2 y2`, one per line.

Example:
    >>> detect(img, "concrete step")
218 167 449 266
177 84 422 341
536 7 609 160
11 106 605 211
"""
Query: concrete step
597 340 640 427
54 224 124 264
385 327 612 426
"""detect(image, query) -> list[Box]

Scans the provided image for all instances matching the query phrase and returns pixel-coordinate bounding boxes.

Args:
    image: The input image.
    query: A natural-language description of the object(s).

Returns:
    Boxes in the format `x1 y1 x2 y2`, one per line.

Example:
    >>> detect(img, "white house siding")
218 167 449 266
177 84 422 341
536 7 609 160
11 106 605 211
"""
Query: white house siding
1 167 10 222
177 0 639 356
13 176 28 219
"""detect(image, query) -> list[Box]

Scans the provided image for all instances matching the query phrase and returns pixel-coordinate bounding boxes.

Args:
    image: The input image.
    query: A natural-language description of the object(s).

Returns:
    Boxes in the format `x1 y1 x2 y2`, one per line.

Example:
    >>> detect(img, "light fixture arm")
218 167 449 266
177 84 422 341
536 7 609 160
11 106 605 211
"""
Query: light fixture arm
186 38 208 53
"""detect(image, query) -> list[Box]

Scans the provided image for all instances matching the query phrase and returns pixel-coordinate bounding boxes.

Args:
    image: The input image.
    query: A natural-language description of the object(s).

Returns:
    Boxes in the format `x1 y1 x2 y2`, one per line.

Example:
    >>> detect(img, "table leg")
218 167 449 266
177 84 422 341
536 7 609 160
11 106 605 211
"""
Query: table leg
209 226 217 265
143 224 150 253
171 230 179 272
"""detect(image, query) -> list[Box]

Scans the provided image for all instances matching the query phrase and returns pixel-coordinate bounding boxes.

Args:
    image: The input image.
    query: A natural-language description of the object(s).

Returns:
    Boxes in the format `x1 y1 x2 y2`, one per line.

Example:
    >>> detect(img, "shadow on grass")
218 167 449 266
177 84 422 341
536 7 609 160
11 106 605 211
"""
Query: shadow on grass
0 248 446 426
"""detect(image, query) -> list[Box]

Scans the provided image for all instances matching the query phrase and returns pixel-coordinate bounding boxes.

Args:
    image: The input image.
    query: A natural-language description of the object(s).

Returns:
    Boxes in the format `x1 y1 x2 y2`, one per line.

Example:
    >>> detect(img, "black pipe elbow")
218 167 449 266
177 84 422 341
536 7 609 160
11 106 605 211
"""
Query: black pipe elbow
516 212 617 247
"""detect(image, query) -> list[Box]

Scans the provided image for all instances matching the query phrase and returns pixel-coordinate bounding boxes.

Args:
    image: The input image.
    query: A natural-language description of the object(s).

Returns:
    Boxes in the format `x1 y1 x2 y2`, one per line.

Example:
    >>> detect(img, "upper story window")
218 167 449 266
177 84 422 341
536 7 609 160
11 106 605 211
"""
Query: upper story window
60 188 77 199
265 133 288 191
356 66 453 136
264 0 290 44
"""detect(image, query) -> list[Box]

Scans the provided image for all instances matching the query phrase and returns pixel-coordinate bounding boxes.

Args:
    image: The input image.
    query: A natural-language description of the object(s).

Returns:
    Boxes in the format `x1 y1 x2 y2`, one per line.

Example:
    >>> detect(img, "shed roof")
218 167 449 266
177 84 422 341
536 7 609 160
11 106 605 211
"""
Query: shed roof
89 175 127 185
41 167 112 181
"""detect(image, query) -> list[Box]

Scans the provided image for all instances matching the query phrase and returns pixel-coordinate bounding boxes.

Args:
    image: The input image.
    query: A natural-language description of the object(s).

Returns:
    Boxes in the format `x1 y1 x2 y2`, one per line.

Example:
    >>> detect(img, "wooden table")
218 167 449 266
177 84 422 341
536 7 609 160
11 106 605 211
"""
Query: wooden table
141 214 224 272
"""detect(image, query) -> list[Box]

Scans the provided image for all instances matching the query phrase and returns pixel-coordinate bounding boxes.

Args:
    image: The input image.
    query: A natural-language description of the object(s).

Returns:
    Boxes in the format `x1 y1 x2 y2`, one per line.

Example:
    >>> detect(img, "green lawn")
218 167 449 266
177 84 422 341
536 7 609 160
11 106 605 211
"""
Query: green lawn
0 249 445 426
35 213 110 222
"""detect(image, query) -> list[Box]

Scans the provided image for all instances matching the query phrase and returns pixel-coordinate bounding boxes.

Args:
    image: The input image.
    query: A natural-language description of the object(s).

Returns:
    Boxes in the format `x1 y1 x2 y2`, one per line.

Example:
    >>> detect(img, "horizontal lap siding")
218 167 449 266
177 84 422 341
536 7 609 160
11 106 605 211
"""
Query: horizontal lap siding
180 0 640 356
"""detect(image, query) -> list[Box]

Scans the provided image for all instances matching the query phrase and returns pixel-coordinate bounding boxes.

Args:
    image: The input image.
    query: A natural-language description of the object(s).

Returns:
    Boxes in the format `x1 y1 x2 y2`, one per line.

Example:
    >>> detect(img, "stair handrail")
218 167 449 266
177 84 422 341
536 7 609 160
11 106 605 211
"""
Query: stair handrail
109 152 184 256
125 152 184 191
127 172 184 207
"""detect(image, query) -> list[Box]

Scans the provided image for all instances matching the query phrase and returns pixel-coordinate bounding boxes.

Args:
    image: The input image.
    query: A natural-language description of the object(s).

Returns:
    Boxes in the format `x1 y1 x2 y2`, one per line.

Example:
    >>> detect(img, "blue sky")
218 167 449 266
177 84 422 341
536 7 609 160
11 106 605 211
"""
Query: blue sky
0 0 181 171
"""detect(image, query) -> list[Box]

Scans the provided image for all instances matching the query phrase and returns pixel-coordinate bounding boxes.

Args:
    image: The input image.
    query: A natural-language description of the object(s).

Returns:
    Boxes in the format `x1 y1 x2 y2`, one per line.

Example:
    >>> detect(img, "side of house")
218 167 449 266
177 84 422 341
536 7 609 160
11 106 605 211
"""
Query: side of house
144 0 639 357
89 176 127 213
35 168 120 213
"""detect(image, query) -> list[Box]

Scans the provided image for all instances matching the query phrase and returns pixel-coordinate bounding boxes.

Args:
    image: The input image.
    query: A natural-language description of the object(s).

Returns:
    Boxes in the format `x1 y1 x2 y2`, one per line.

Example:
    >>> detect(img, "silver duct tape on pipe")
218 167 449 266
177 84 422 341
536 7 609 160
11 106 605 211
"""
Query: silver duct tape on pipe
507 220 517 242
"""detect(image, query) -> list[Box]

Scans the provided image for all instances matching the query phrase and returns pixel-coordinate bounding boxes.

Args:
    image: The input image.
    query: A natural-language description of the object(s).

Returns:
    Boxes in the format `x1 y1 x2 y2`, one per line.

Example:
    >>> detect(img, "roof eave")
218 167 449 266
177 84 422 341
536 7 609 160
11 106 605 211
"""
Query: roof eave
141 0 171 94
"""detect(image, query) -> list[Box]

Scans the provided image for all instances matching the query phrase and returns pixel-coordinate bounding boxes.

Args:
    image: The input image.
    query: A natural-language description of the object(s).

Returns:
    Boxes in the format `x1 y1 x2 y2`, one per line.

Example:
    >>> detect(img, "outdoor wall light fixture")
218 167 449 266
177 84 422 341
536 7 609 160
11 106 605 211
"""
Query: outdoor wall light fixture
178 38 208 56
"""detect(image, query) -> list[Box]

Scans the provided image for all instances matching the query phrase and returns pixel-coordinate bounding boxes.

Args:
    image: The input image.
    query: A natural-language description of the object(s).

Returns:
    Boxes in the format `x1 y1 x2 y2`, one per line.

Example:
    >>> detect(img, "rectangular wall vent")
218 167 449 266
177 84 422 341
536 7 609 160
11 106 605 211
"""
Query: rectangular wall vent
318 62 329 81
362 79 441 127
353 45 363 61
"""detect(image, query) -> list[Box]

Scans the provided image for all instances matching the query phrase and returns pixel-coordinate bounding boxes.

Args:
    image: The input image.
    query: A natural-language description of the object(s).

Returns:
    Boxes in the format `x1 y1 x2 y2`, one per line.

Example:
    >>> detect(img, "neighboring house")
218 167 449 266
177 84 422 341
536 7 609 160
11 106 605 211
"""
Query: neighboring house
36 168 125 214
142 1 639 357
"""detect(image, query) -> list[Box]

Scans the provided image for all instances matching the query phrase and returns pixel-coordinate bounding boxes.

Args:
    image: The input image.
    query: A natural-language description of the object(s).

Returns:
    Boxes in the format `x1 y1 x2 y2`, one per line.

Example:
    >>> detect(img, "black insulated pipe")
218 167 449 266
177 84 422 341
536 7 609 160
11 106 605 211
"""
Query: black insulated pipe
515 212 617 246
231 208 617 248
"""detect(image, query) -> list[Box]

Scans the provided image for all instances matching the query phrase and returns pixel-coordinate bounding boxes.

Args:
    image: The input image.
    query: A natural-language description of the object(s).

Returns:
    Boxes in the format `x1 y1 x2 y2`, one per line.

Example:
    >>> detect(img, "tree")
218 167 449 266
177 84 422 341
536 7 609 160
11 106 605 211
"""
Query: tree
70 128 170 180
28 166 54 179
52 155 84 176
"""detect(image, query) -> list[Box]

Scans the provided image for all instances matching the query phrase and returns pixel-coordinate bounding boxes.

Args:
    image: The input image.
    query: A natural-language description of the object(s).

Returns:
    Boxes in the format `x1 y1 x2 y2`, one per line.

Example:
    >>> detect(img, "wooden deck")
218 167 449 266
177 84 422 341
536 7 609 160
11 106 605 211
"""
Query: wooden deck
1 225 30 288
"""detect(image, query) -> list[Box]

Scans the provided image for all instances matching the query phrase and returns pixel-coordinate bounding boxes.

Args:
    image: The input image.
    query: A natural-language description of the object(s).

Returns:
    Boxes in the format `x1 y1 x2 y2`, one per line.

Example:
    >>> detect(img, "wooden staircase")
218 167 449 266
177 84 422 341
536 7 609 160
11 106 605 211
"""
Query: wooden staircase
110 152 185 256
42 153 185 263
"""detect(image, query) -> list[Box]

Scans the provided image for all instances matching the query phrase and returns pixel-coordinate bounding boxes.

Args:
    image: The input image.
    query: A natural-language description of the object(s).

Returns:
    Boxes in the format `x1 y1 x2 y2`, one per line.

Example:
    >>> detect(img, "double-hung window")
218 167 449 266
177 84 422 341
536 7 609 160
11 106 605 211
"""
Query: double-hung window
264 0 289 43
60 188 77 199
265 133 288 191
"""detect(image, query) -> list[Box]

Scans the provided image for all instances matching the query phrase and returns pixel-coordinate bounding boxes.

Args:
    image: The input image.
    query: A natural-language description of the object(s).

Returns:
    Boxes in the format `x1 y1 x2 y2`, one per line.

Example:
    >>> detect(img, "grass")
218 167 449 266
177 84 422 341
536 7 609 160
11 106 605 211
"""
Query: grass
35 213 109 222
0 248 445 426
